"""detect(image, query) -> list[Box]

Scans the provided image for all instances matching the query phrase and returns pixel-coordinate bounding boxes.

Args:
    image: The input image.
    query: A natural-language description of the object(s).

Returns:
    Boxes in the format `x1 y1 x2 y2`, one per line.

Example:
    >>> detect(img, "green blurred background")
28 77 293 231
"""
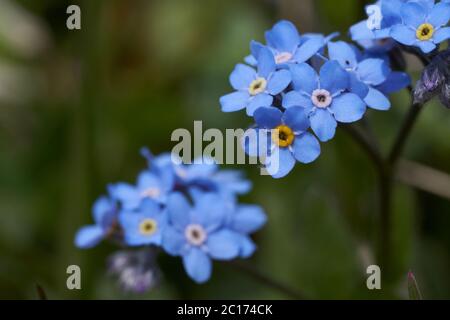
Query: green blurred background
1 0 450 299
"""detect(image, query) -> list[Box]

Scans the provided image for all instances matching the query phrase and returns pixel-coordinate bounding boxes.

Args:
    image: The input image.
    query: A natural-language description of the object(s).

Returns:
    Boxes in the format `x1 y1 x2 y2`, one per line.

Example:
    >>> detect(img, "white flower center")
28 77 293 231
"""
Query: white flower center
275 52 293 64
185 224 207 246
311 89 332 108
140 187 161 199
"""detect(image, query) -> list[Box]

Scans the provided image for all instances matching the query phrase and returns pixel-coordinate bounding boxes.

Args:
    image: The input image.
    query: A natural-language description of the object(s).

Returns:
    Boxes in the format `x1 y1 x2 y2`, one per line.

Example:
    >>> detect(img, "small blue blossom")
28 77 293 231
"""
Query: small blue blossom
75 195 118 249
246 20 333 67
283 61 366 142
220 47 291 116
391 1 450 53
328 41 395 111
162 192 242 283
252 106 321 178
119 198 167 246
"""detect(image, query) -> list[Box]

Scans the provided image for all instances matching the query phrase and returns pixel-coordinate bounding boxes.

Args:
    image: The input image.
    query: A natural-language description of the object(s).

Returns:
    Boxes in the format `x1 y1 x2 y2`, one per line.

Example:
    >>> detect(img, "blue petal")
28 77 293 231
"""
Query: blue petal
433 27 450 44
192 193 227 230
282 91 314 110
230 64 256 90
364 87 391 110
139 198 161 214
256 47 276 79
390 25 417 45
267 69 291 95
109 183 140 211
213 170 252 194
238 235 257 258
162 226 187 256
330 93 367 123
249 40 265 62
232 205 267 234
309 109 337 142
417 40 436 53
350 20 375 41
74 225 104 249
220 91 250 113
290 63 318 94
92 196 115 228
167 192 191 230
350 73 370 98
319 60 349 94
207 229 241 260
253 107 282 129
282 106 310 132
242 128 271 158
265 146 296 179
357 59 390 86
428 3 450 27
265 20 300 53
328 41 358 69
294 36 325 63
246 93 273 116
182 248 212 283
377 71 410 95
401 2 426 28
137 171 160 190
293 132 321 164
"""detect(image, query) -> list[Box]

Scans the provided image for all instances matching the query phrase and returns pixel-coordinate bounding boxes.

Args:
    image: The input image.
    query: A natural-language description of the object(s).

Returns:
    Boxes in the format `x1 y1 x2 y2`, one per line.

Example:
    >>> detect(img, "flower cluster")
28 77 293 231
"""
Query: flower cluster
75 149 266 286
220 20 410 178
351 0 450 54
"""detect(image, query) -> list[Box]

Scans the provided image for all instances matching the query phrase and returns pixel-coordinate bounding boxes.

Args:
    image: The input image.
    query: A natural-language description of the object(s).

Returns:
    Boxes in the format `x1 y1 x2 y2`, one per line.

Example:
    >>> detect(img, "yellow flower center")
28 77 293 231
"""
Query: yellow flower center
139 218 157 236
272 125 295 148
248 78 267 96
416 23 434 41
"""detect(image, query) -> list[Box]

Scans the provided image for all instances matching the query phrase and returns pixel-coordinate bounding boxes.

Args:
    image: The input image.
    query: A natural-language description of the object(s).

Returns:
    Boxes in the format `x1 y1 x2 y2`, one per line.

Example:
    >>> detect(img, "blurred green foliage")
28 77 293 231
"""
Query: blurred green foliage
1 0 450 299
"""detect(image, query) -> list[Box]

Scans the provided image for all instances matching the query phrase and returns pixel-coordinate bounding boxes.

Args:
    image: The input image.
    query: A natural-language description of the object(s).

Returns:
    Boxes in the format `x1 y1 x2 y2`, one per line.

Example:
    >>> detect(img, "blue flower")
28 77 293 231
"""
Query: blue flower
162 192 241 283
109 169 172 211
75 196 118 249
220 47 291 116
391 1 450 53
246 20 332 67
328 41 393 111
283 61 366 142
119 198 167 246
252 106 321 178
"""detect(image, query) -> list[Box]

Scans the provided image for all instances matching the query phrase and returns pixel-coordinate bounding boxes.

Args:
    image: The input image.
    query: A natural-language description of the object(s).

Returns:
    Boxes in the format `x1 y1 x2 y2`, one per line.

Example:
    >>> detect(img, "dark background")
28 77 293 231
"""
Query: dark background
1 0 449 299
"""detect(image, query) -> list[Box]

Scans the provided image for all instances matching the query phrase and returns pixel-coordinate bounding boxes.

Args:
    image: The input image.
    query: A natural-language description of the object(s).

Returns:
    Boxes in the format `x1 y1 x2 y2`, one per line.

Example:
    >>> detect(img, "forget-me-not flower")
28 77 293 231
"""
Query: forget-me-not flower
283 61 366 142
252 106 321 178
220 47 291 116
391 1 450 53
119 198 167 246
162 192 241 283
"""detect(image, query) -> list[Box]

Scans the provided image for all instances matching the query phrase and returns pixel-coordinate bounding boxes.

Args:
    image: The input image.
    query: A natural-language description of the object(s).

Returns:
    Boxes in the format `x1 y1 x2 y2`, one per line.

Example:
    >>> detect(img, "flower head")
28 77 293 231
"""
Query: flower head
283 61 366 142
119 198 167 246
162 192 245 283
220 47 291 116
75 195 118 249
251 106 321 178
391 1 450 53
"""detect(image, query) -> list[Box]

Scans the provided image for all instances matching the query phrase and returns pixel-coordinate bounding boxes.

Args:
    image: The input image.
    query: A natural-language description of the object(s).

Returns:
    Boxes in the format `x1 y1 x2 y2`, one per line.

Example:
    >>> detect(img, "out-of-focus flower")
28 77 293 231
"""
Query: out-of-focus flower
108 248 161 294
391 1 450 53
283 61 366 142
75 196 118 249
119 199 167 246
245 20 334 67
251 106 321 178
220 47 291 116
162 192 243 283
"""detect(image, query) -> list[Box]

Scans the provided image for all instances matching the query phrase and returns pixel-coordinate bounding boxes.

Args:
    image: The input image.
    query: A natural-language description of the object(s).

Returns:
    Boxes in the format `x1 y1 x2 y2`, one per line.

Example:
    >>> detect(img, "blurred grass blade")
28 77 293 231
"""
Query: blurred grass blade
35 284 47 300
408 272 423 300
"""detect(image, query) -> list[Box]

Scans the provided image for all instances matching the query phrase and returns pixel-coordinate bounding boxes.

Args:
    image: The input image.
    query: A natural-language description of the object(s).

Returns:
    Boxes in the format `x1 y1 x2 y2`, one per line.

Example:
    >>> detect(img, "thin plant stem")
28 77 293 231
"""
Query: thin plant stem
230 261 305 300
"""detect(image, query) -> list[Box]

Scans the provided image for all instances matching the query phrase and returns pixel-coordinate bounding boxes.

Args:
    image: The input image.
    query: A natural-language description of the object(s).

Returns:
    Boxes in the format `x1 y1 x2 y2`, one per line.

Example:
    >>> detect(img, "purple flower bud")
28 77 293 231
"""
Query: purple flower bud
108 248 161 294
